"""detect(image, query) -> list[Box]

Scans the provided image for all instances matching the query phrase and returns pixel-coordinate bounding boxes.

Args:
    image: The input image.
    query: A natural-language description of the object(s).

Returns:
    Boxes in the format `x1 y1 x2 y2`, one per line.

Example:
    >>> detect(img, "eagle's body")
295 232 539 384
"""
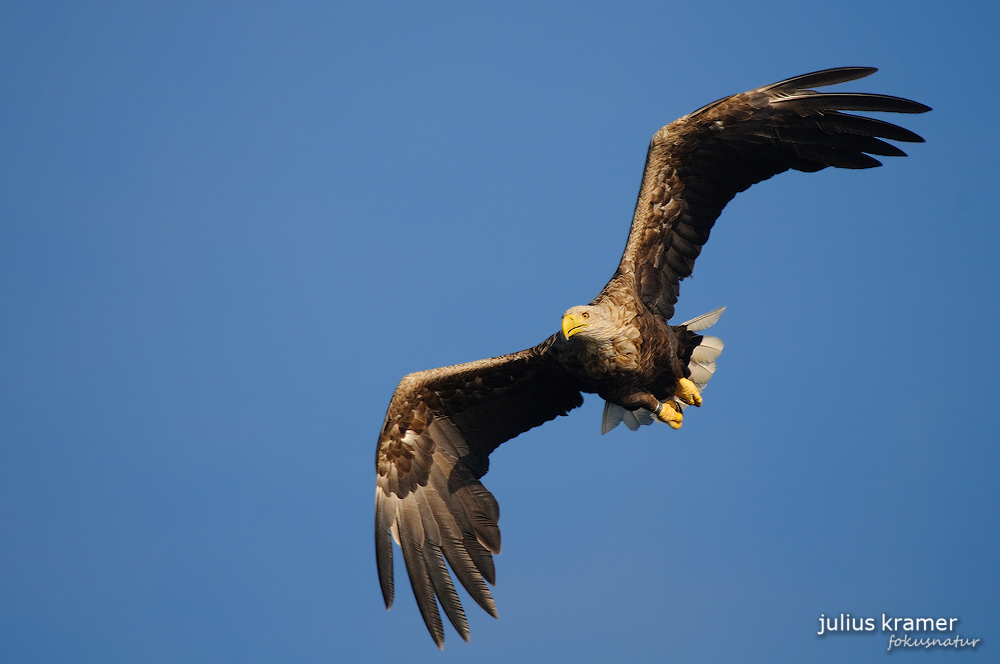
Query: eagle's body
373 68 928 648
551 298 692 411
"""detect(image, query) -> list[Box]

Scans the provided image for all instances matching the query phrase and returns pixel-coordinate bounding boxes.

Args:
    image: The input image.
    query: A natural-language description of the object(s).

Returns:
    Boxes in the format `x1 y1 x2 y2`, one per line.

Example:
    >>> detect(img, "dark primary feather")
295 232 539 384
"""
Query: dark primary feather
375 339 585 648
374 67 928 648
612 66 929 320
763 66 877 91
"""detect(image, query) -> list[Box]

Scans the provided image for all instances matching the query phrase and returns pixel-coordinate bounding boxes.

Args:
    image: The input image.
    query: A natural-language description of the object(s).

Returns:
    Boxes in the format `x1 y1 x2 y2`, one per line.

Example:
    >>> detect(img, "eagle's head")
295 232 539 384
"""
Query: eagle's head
561 304 617 343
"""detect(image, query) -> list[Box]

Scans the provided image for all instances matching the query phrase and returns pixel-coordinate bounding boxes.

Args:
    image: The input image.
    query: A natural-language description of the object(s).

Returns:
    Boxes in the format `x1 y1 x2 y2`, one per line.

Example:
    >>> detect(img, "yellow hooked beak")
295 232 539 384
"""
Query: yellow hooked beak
562 312 589 339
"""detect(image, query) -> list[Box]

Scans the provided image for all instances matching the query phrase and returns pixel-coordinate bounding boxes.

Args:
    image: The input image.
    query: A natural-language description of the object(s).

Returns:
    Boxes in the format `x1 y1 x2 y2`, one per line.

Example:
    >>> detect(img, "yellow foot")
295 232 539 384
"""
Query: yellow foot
675 377 702 407
655 401 683 429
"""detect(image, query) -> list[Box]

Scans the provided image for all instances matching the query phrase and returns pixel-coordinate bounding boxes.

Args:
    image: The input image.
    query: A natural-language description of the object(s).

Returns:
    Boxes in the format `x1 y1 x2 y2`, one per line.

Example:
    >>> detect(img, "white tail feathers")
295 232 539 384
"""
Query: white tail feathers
679 306 725 332
602 403 628 434
601 307 725 434
691 336 723 363
601 402 654 434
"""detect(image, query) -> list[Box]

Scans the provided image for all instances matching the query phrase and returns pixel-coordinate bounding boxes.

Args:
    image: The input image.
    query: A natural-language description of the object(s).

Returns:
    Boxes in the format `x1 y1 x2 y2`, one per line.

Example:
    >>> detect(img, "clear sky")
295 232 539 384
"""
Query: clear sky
2 1 998 662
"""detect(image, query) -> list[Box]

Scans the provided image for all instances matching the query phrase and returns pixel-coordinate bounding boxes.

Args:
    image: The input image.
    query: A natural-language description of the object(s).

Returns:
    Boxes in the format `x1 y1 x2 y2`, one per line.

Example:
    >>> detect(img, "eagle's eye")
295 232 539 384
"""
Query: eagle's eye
582 312 590 319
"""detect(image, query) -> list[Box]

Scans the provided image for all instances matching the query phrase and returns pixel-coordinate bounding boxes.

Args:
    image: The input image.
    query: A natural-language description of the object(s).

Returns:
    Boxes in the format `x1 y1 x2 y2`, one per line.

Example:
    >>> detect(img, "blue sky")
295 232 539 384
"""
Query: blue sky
2 1 998 662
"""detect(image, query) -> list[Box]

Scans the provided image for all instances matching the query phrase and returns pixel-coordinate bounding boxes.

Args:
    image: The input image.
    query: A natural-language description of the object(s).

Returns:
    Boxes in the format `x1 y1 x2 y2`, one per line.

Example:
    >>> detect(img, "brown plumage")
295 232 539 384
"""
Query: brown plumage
374 67 928 647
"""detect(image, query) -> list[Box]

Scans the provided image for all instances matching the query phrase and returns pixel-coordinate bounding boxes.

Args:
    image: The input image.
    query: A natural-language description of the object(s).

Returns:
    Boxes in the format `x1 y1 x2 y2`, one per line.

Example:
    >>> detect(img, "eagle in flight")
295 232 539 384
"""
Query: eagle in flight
373 67 928 648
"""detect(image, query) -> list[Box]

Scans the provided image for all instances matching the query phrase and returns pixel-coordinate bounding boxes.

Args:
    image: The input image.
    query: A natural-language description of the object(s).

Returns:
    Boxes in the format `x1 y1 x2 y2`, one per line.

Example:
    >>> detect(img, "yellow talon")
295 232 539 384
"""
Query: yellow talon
655 401 683 429
675 377 702 407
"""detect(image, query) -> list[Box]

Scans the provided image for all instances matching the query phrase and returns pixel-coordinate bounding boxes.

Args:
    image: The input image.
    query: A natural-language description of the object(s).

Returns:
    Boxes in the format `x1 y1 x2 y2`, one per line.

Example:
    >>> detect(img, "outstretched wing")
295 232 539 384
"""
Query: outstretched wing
375 338 586 648
610 67 930 320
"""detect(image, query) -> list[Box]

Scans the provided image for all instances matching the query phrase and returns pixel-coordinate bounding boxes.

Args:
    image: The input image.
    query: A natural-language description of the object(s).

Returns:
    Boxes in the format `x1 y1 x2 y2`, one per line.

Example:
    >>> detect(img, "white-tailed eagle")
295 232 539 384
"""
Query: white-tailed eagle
373 67 928 648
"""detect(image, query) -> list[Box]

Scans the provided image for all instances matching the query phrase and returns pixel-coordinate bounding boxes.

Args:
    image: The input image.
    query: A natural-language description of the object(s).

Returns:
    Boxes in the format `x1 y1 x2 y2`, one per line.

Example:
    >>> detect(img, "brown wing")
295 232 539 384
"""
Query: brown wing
609 67 930 320
374 336 586 648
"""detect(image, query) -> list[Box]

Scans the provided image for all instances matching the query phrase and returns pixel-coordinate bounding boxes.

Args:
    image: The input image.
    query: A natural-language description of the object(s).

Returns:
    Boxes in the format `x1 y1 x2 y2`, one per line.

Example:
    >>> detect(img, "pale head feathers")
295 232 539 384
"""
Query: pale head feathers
560 302 641 374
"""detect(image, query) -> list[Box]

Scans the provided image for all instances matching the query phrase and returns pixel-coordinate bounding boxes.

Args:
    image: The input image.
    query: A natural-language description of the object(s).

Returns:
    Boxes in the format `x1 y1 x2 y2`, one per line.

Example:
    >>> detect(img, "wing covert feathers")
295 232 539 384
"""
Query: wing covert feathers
613 67 929 321
375 341 584 648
